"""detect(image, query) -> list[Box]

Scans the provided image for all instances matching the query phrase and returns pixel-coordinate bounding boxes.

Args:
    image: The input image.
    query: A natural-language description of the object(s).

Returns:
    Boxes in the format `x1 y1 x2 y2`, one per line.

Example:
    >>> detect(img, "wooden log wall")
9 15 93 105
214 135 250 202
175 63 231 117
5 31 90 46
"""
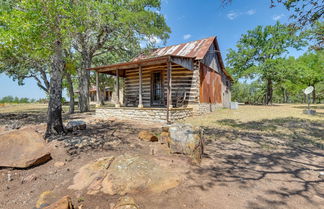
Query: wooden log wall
124 63 199 107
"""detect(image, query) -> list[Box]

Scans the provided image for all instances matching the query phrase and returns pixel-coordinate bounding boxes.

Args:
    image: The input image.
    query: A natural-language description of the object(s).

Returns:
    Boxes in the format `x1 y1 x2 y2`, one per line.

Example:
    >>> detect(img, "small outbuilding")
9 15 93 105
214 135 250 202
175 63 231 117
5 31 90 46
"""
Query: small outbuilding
88 36 233 122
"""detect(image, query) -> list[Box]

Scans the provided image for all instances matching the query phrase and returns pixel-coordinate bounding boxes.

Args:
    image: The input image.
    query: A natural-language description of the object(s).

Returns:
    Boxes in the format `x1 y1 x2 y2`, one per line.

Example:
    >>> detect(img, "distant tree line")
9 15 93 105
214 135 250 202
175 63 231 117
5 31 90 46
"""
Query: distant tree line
0 96 34 103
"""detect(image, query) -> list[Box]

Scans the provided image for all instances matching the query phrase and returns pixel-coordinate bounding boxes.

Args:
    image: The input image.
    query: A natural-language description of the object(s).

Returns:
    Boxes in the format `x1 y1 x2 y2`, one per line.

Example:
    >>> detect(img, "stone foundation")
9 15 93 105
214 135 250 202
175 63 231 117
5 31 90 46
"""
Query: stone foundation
188 103 223 115
96 107 193 122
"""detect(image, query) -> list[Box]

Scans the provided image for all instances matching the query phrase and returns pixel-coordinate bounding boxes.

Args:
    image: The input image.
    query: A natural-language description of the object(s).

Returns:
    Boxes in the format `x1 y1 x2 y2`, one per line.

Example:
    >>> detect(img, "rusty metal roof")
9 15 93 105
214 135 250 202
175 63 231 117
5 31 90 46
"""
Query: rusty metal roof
133 36 216 61
87 36 234 80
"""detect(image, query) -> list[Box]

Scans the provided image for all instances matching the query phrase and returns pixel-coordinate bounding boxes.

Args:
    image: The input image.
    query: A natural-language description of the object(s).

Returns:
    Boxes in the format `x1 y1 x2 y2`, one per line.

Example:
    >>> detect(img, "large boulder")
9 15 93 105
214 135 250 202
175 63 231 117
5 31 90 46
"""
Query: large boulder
0 129 51 168
69 154 180 195
167 124 203 164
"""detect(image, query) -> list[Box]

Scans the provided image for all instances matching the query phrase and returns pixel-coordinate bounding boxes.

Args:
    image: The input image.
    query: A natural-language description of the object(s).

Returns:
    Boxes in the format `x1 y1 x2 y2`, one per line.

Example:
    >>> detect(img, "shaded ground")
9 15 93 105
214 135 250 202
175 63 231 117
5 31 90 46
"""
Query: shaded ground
0 103 323 209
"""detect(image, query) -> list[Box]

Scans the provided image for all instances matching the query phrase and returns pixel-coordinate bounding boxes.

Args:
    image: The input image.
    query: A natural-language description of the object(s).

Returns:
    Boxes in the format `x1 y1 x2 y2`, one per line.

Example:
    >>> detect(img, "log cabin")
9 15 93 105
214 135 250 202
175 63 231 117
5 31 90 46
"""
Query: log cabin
88 36 233 122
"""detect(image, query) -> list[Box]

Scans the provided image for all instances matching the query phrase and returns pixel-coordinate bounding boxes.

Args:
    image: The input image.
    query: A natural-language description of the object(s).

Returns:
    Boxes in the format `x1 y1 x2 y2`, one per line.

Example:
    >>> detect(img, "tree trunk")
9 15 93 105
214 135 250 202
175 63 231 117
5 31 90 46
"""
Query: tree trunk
66 73 75 114
45 40 65 138
265 79 273 105
78 56 91 112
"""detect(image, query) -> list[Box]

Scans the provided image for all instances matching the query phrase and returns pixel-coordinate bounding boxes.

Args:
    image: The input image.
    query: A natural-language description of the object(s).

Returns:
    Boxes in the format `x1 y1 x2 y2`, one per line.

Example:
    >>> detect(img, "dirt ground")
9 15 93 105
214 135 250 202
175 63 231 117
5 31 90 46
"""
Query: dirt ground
0 103 323 209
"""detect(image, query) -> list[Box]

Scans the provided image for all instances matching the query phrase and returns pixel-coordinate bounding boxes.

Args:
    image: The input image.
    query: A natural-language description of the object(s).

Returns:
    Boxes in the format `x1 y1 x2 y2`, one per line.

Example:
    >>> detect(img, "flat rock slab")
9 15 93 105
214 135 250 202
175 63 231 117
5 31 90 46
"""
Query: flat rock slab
0 128 51 168
69 154 181 195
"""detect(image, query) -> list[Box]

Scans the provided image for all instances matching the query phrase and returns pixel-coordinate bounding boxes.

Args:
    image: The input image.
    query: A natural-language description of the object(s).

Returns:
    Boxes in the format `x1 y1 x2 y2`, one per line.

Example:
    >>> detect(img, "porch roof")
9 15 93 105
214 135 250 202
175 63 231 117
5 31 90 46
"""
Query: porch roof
87 55 194 77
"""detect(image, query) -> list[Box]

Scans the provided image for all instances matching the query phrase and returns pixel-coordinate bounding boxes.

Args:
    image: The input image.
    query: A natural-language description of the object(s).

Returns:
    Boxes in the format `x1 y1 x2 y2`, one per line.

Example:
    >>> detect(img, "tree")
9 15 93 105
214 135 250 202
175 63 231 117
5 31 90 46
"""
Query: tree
1 0 74 137
226 22 307 104
72 0 170 112
307 21 324 51
0 2 51 94
270 0 324 26
295 51 324 103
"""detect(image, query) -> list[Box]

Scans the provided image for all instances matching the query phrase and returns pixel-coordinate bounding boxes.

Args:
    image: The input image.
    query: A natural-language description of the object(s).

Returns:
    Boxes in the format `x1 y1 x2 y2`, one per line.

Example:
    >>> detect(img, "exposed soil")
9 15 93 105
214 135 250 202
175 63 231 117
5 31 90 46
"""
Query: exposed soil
0 104 323 209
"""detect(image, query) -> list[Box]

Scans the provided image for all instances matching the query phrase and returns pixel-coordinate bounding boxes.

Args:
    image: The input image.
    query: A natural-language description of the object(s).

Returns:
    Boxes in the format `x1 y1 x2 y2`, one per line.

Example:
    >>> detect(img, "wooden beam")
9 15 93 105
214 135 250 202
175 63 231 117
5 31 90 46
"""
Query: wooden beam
166 57 172 123
138 65 143 108
95 71 100 107
115 69 120 107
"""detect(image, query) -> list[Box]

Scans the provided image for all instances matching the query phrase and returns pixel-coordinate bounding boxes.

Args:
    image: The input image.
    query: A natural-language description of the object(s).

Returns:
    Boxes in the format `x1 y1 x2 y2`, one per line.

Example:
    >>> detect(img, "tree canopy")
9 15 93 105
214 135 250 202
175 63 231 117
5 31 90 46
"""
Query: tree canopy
226 22 307 104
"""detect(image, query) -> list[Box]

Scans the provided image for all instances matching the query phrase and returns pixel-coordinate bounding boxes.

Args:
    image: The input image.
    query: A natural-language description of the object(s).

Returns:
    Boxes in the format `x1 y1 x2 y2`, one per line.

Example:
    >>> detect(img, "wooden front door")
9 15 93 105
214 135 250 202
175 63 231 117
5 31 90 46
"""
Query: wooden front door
151 72 163 106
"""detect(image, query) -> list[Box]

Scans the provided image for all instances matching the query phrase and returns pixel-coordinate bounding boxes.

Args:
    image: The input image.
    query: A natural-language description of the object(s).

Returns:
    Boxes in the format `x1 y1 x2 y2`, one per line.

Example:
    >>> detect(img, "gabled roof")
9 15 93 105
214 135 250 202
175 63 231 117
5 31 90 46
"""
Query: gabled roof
88 36 233 80
133 36 216 61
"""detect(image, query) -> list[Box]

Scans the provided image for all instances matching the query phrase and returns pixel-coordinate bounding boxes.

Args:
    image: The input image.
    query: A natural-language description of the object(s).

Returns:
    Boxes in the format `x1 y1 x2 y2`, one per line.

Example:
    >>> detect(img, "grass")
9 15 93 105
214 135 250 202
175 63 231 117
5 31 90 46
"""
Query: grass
185 104 324 126
185 104 324 149
0 103 49 113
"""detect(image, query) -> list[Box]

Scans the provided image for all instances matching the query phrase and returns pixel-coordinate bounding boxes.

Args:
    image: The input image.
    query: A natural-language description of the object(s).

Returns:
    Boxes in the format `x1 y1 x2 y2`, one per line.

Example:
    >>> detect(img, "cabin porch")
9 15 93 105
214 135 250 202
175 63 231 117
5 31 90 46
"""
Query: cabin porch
91 55 198 122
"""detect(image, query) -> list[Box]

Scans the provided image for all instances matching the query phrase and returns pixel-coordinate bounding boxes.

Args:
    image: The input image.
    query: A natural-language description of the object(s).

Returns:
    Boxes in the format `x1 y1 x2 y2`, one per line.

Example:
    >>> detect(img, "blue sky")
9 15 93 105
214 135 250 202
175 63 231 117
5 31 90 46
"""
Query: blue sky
0 0 303 99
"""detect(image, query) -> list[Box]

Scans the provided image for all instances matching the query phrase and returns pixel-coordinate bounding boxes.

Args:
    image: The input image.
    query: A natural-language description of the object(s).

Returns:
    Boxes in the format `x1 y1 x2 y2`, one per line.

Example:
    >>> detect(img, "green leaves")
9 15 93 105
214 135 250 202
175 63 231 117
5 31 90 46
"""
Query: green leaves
226 22 307 79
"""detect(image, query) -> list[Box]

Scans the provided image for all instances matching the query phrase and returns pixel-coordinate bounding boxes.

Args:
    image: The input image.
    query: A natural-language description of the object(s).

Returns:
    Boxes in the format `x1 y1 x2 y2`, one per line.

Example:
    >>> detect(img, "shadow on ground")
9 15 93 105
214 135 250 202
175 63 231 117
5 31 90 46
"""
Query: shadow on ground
189 117 324 209
293 105 324 110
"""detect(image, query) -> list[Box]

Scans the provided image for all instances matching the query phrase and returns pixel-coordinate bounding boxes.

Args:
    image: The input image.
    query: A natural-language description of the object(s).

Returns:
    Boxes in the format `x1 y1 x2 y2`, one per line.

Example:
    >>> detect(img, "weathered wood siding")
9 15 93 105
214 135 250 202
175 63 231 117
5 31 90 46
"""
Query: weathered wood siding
199 63 222 104
124 63 199 107
202 43 221 73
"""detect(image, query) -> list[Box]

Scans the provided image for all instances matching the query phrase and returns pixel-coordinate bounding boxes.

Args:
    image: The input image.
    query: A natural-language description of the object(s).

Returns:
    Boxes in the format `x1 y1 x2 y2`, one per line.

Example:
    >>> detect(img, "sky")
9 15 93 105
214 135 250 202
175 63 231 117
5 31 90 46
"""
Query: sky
0 0 304 99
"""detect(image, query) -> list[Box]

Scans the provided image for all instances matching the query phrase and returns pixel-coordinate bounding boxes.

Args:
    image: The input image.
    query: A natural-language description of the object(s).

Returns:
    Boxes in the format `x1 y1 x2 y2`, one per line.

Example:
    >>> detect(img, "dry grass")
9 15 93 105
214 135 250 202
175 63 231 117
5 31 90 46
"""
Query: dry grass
0 103 78 114
0 103 48 113
186 104 324 126
185 104 324 149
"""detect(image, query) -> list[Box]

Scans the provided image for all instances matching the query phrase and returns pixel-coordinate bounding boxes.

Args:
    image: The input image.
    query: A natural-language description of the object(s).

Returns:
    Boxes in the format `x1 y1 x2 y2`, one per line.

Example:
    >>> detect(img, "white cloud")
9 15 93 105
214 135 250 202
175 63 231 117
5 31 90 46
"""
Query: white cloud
227 11 239 20
227 9 256 20
246 9 256 15
273 14 285 21
183 34 192 40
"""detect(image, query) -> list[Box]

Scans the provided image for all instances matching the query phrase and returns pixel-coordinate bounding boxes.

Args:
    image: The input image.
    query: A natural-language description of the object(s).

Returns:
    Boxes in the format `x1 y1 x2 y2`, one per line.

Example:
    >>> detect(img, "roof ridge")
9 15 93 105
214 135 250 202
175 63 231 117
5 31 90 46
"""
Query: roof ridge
155 36 216 50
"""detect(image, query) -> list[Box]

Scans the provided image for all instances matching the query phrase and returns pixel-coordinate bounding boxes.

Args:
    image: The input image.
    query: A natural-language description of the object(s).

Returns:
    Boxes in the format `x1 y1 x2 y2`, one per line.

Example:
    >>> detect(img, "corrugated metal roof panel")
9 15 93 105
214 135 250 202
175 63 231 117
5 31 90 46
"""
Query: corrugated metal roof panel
133 36 216 61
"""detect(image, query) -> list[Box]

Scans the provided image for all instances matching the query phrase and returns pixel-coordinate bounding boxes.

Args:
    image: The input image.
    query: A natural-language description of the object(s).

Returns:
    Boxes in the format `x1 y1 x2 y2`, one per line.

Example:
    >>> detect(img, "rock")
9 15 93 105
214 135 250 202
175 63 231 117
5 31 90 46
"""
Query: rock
0 129 52 168
159 131 171 145
113 196 139 209
36 191 55 208
43 196 73 209
101 154 180 195
319 172 324 179
5 120 23 130
69 154 180 195
7 173 12 182
168 124 203 164
21 174 37 184
54 162 65 168
138 131 158 142
66 121 86 132
161 126 170 132
68 156 115 194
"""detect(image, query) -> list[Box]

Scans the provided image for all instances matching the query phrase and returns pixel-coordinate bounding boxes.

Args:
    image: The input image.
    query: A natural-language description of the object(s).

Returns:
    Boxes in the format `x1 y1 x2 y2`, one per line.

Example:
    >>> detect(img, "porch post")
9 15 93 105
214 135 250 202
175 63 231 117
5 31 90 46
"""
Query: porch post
115 69 120 107
138 65 143 108
95 71 100 107
166 56 172 123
